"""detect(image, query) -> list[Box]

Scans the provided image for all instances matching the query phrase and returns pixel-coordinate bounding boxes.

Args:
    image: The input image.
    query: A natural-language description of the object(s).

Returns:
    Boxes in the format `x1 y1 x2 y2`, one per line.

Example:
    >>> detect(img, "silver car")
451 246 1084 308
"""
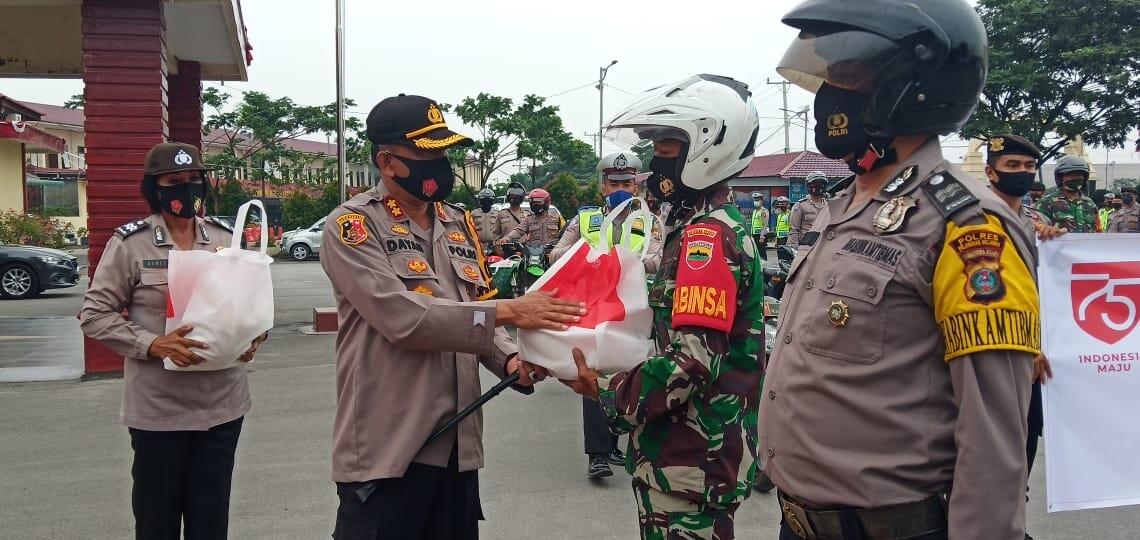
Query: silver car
279 217 326 261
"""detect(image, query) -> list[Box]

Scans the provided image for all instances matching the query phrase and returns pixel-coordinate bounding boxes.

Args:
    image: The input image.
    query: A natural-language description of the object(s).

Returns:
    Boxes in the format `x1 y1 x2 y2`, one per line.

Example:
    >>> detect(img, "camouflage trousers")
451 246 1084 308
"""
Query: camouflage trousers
633 481 739 540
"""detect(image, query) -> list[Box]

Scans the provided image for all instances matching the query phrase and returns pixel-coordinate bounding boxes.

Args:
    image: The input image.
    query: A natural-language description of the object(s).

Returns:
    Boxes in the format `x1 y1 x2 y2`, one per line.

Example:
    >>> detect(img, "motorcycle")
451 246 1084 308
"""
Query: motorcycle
495 241 552 298
763 246 794 300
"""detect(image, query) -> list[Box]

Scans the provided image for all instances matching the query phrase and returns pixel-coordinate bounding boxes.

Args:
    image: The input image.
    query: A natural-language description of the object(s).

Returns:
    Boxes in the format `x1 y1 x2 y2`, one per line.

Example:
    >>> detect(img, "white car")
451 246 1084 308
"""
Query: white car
279 217 326 261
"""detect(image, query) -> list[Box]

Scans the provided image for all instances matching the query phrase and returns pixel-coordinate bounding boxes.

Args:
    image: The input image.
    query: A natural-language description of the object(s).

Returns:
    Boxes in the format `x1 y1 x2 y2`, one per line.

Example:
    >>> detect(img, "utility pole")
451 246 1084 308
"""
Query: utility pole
598 60 618 163
768 79 791 154
335 0 347 203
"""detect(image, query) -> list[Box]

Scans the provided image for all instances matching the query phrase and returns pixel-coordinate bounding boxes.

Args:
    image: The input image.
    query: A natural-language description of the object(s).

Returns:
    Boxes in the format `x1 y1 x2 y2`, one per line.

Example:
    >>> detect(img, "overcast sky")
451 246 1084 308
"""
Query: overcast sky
3 0 1137 167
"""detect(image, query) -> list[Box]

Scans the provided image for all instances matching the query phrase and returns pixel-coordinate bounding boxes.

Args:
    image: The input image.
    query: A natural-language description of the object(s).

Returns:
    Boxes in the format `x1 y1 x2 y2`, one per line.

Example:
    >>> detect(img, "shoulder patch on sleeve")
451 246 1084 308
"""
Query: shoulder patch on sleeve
933 214 1041 361
336 213 369 246
671 222 738 333
114 220 150 238
205 216 234 232
921 173 978 219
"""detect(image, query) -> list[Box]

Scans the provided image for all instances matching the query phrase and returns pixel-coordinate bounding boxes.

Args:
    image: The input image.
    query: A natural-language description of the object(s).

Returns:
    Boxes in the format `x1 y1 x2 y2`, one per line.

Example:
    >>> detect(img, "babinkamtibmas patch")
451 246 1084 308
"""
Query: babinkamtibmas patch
933 214 1041 361
672 223 737 332
337 213 369 246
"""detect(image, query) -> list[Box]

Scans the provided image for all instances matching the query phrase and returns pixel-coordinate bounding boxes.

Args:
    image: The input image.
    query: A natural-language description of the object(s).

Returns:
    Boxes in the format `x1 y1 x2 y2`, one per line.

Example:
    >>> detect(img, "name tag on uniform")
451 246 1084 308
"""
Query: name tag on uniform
142 259 168 269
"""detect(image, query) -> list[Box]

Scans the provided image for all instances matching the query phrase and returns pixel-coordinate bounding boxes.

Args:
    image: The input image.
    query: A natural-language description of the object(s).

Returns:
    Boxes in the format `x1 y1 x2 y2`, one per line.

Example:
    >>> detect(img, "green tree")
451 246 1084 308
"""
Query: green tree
444 94 585 192
202 88 362 183
963 0 1140 162
63 94 85 109
1112 178 1139 191
545 173 582 216
579 180 603 208
211 178 254 217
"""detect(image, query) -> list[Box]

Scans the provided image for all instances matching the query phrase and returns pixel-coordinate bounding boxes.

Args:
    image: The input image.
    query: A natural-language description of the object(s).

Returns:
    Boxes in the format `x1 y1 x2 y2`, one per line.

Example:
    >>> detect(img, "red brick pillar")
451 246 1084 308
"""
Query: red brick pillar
82 0 168 374
167 61 202 149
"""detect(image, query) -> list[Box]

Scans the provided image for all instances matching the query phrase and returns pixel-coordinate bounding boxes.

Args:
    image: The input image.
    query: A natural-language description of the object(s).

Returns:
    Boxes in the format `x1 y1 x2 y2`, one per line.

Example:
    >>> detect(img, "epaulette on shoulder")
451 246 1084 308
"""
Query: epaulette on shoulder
114 220 150 238
442 201 467 212
205 216 234 232
919 170 979 221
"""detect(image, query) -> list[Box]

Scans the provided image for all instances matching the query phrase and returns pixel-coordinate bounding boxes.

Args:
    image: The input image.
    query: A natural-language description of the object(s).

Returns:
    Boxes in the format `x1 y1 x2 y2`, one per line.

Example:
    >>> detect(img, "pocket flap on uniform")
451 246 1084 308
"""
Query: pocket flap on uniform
139 270 168 286
392 254 437 280
450 259 485 286
822 264 892 305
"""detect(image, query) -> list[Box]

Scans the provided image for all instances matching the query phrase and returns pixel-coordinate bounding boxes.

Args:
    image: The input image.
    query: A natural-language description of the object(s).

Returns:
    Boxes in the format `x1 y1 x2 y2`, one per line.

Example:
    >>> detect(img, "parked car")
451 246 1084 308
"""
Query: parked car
0 245 80 299
279 217 327 261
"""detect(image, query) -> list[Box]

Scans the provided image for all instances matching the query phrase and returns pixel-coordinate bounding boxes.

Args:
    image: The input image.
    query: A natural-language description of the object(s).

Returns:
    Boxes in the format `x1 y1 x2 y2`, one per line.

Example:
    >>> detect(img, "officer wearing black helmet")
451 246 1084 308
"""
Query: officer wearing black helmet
758 1 1040 539
470 188 497 251
1035 155 1099 232
492 182 531 251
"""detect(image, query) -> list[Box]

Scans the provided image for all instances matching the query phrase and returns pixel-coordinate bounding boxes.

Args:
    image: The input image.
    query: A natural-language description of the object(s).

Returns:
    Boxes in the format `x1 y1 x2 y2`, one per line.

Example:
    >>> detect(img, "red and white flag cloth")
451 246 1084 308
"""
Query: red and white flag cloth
1040 233 1140 512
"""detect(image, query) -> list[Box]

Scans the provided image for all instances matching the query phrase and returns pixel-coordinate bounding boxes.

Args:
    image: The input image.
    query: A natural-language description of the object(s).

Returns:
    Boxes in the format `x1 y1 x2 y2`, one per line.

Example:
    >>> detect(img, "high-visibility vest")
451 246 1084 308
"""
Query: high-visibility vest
775 212 791 238
1099 208 1112 232
751 208 767 235
579 208 646 251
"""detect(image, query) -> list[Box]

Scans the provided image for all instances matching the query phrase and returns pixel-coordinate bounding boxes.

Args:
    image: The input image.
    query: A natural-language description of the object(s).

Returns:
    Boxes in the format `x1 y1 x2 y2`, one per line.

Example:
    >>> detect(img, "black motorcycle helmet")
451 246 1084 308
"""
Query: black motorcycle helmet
778 0 987 138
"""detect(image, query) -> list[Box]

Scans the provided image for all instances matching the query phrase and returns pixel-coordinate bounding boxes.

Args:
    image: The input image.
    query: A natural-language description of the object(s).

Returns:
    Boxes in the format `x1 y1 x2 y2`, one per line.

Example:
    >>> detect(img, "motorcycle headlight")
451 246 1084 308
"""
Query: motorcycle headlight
35 255 63 265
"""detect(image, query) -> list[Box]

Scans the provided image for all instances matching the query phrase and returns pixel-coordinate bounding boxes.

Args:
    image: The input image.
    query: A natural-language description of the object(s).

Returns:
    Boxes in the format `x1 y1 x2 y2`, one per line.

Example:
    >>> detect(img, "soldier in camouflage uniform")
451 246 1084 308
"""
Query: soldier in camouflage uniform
1035 155 1099 232
557 74 764 540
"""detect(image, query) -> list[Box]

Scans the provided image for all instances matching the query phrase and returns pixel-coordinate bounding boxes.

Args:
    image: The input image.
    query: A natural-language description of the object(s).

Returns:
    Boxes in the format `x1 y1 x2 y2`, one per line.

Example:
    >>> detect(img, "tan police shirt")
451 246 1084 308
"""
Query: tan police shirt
321 185 523 483
758 140 1038 540
469 208 497 245
787 196 826 247
500 211 564 246
80 214 251 431
1108 204 1140 232
492 206 531 241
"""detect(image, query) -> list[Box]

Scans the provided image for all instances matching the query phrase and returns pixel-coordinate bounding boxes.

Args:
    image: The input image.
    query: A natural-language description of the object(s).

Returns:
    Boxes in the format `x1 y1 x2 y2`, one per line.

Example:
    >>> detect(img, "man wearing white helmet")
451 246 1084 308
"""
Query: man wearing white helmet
787 171 829 246
557 74 766 538
750 192 770 249
773 196 792 246
549 151 664 480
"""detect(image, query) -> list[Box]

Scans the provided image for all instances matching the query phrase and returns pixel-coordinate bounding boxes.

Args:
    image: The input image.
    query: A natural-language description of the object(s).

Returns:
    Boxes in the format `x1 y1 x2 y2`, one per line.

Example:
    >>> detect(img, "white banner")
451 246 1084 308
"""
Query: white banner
1039 233 1140 512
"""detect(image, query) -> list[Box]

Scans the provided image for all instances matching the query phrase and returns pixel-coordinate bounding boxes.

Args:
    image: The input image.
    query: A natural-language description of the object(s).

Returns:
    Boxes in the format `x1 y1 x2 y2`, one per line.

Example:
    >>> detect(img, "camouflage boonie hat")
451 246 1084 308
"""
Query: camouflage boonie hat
144 142 210 176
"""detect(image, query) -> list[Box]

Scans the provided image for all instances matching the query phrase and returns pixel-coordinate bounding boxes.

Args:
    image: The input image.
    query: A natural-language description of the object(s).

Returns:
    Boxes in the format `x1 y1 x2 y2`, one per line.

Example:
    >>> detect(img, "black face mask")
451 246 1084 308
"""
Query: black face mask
390 155 455 202
808 185 825 196
157 182 205 218
529 202 547 214
814 83 896 174
479 200 493 212
647 154 697 204
992 171 1036 198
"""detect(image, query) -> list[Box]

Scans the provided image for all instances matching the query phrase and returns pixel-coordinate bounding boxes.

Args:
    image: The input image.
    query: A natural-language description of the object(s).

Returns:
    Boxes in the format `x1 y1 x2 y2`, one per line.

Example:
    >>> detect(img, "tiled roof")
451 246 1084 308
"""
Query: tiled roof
17 101 83 126
739 151 849 179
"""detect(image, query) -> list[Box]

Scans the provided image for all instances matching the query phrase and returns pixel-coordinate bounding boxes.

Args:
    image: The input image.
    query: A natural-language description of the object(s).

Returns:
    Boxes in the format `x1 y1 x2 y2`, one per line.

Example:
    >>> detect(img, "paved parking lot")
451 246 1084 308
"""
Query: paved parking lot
0 257 1136 538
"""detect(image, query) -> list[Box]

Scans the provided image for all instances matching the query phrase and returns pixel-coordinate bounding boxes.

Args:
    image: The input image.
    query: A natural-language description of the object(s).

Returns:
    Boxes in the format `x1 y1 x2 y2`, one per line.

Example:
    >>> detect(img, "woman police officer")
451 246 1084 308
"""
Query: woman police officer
80 142 267 540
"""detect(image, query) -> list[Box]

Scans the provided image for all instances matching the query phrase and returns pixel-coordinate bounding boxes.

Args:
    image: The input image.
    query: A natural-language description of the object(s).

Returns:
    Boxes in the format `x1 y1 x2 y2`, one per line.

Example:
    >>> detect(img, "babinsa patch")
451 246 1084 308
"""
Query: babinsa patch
683 226 718 271
337 213 369 246
672 223 737 333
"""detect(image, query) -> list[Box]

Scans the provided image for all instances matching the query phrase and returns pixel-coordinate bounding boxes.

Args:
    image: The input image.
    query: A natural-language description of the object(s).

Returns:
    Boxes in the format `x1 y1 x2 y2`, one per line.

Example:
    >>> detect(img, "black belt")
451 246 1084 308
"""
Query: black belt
778 491 948 540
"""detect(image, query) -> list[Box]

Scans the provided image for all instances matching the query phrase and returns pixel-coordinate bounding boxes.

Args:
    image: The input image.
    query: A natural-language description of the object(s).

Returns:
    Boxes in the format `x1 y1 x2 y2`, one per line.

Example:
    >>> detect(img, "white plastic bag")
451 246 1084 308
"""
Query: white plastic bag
164 200 275 371
518 197 656 379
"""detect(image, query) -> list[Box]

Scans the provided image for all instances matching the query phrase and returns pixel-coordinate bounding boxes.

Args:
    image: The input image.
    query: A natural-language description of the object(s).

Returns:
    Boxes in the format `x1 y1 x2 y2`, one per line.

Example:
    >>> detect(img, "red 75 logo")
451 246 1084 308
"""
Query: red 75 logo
1071 262 1140 345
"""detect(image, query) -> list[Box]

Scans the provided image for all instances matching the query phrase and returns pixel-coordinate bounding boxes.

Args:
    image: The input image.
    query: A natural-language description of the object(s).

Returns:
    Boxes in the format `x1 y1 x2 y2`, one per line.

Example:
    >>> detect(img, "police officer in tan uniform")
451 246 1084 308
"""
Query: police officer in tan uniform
492 182 531 241
1108 186 1140 233
469 188 498 250
321 94 584 540
80 142 266 539
497 188 565 246
787 171 829 246
760 2 1040 539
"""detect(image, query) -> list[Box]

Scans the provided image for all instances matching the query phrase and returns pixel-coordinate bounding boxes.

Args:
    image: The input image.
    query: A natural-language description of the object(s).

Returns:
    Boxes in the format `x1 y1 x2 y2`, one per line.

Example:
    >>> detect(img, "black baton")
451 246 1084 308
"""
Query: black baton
424 371 521 446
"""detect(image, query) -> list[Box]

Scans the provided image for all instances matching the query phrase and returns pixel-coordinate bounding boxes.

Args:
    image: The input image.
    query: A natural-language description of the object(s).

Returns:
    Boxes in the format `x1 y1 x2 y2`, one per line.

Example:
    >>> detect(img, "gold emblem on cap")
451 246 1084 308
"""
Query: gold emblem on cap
427 103 444 124
827 113 849 137
989 137 1005 152
873 195 918 235
827 300 851 327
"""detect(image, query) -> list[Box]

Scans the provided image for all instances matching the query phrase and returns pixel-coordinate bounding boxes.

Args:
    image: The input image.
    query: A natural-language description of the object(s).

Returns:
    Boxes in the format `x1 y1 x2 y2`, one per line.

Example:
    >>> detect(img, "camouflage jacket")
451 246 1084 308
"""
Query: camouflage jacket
598 193 765 507
1035 192 1099 233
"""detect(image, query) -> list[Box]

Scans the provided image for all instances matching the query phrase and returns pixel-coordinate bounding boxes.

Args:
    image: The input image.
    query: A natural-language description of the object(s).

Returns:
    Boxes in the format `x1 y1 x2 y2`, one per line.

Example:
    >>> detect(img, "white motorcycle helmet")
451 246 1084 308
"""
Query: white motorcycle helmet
604 74 760 195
